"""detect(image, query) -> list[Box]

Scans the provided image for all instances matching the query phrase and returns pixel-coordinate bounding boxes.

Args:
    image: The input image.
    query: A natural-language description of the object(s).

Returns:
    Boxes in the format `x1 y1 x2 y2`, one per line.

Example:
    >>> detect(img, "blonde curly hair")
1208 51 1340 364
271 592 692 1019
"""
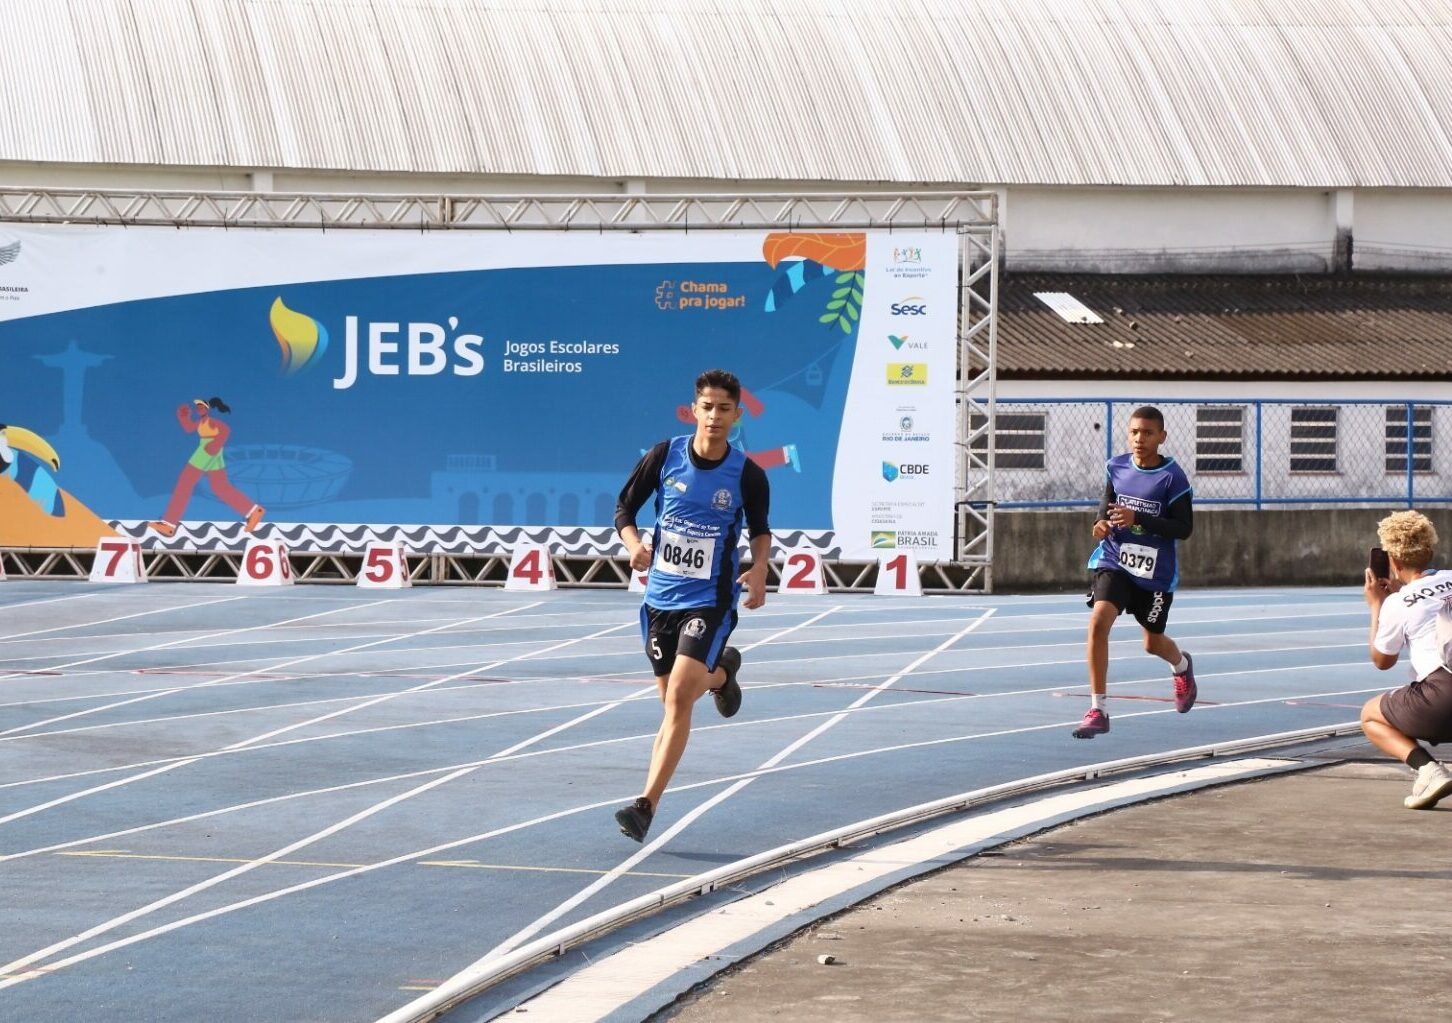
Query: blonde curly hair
1377 510 1438 571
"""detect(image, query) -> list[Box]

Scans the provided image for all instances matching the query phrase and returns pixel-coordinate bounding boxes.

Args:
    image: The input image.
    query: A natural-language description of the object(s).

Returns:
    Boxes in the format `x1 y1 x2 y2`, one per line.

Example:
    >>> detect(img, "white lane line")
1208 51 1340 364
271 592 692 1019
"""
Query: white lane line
0 596 251 682
472 606 851 960
0 595 250 645
0 602 544 825
0 685 1374 984
0 667 650 986
43 613 1349 680
0 654 661 987
0 600 395 736
1 664 1378 872
0 608 848 743
0 602 1360 680
0 765 482 984
0 646 1371 795
480 608 996 960
503 757 1309 1023
0 591 104 612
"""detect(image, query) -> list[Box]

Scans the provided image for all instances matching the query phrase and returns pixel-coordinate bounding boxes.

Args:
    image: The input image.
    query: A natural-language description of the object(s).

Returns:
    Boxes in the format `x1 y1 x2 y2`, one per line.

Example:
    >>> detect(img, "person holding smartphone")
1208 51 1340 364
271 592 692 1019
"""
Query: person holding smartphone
1361 510 1452 809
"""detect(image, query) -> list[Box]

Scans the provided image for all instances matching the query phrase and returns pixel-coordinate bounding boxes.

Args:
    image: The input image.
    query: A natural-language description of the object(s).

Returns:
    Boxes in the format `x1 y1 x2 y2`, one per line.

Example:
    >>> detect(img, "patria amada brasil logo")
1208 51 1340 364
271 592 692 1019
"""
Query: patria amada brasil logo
269 297 485 389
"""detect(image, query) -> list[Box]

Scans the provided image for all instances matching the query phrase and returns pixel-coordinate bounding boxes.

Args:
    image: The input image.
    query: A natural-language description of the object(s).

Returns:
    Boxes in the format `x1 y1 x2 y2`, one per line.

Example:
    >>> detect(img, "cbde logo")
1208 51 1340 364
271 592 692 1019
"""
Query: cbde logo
890 296 928 316
882 461 930 482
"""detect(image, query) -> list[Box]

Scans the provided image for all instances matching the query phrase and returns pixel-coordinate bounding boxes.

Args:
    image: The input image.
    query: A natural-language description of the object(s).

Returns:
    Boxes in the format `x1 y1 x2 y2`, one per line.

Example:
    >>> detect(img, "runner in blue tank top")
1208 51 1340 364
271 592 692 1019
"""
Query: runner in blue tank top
1075 406 1198 739
611 369 772 841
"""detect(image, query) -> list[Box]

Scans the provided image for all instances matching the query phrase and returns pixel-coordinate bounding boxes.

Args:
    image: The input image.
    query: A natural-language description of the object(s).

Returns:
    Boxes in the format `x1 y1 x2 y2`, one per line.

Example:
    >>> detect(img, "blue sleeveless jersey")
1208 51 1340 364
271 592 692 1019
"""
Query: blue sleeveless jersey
645 435 747 610
1087 453 1192 592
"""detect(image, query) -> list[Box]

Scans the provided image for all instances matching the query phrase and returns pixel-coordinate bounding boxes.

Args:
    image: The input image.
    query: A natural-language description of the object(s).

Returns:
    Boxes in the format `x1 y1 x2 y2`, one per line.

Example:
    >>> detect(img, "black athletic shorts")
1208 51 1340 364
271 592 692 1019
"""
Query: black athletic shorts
1381 666 1452 744
639 604 737 677
1086 568 1174 635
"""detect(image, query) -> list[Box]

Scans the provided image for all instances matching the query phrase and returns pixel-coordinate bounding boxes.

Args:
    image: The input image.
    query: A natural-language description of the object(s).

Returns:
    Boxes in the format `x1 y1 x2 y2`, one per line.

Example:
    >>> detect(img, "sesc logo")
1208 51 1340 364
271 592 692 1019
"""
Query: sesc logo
890 296 928 316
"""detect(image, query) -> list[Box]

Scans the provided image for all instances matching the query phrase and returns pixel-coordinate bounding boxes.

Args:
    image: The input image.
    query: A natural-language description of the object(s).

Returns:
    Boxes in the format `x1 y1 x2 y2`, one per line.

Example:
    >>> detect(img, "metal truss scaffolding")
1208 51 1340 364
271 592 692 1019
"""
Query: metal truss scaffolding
0 187 999 592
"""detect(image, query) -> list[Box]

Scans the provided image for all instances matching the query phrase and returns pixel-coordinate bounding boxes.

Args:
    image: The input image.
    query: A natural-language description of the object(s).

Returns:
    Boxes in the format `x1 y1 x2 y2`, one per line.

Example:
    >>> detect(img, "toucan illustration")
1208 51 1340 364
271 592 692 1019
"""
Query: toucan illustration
0 423 64 515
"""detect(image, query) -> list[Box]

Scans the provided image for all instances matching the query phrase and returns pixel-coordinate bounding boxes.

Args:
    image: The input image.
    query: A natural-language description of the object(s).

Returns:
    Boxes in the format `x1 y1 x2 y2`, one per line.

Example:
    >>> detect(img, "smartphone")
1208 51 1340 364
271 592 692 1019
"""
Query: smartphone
1369 547 1390 579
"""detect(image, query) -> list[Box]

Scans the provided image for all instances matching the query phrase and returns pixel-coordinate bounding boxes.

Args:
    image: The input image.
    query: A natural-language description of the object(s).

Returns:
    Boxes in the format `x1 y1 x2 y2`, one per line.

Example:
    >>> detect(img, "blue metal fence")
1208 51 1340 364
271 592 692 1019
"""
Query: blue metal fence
977 398 1452 510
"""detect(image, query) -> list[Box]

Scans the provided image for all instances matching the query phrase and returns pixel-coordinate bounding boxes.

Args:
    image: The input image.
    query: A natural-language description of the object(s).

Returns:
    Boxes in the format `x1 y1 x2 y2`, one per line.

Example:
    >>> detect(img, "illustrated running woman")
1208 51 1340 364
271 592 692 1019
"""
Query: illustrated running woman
150 398 265 536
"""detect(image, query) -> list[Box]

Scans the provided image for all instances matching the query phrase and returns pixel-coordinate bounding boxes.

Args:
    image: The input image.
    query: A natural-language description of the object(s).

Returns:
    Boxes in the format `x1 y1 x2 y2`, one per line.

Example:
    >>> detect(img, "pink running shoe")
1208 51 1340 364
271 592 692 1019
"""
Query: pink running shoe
1072 707 1110 739
1173 653 1197 713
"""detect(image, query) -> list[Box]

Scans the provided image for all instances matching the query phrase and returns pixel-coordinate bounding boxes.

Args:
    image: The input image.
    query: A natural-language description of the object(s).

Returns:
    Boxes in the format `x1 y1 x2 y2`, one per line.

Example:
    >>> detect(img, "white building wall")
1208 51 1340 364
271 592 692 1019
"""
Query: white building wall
1002 186 1339 273
1355 189 1452 272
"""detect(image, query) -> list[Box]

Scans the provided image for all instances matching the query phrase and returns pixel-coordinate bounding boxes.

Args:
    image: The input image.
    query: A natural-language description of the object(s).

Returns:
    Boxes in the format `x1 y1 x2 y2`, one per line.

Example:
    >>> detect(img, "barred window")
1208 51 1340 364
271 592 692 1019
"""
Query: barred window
969 411 1046 470
1386 405 1433 474
1195 406 1244 473
1289 407 1338 473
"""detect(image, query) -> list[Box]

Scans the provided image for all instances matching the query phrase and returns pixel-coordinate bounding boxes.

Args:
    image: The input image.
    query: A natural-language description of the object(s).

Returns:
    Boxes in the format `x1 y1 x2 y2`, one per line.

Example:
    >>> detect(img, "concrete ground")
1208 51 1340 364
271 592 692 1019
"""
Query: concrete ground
660 752 1452 1023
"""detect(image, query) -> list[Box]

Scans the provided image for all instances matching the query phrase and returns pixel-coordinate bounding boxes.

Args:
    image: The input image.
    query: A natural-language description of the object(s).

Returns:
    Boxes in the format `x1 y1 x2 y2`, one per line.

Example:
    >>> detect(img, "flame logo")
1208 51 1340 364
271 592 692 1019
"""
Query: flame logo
270 297 330 375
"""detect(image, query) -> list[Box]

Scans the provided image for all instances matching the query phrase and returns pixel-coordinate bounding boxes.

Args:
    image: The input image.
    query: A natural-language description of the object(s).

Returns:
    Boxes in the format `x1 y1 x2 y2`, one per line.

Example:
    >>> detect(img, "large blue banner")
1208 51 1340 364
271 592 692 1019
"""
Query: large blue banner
0 227 957 558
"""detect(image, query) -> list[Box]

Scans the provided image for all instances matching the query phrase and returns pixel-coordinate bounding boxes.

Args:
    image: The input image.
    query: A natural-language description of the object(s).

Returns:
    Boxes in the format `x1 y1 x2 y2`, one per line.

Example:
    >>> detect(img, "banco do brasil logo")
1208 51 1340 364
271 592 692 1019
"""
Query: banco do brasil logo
886 363 927 386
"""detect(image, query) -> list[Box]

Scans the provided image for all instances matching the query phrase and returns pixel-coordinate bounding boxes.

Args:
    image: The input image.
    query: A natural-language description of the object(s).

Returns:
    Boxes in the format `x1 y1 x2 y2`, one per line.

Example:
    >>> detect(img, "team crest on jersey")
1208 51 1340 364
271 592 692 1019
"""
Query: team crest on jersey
684 617 707 638
712 488 733 510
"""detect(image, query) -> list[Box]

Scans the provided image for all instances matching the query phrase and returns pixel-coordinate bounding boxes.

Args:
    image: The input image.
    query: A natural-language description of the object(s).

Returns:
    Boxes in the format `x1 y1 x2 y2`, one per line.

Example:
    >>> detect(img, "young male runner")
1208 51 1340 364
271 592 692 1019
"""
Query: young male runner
612 369 771 841
1075 405 1197 738
1360 510 1452 809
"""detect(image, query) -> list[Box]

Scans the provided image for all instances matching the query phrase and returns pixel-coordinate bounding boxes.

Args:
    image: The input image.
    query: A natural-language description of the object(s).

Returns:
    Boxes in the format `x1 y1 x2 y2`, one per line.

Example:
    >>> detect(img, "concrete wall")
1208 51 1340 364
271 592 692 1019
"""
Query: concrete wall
1002 187 1338 273
992 507 1452 592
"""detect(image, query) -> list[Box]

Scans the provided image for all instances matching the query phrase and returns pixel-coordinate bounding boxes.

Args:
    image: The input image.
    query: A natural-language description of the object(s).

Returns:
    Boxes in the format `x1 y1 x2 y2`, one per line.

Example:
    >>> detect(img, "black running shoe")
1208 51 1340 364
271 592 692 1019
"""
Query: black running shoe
712 646 743 718
614 797 654 842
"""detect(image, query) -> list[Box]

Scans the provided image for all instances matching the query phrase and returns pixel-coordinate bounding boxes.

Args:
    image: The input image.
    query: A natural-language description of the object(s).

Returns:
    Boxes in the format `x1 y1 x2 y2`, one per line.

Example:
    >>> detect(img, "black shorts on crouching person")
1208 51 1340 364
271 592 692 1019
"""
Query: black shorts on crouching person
1381 666 1452 745
639 604 737 677
1086 568 1174 635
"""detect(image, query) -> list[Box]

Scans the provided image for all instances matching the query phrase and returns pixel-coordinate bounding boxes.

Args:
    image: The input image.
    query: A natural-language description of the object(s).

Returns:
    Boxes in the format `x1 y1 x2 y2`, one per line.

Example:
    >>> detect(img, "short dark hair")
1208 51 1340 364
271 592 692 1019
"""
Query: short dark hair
1129 405 1164 428
695 369 741 403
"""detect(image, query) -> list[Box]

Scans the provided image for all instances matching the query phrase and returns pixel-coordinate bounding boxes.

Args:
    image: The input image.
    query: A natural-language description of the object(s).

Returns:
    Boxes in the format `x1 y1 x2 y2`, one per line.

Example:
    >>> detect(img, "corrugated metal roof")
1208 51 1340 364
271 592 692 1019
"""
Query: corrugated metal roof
3 0 1452 186
998 273 1452 378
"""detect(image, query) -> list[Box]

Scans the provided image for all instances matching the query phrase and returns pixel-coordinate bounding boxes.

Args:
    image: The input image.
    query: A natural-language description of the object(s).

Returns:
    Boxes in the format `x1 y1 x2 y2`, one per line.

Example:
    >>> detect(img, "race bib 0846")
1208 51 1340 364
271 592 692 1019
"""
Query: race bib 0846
655 530 715 580
1118 542 1158 580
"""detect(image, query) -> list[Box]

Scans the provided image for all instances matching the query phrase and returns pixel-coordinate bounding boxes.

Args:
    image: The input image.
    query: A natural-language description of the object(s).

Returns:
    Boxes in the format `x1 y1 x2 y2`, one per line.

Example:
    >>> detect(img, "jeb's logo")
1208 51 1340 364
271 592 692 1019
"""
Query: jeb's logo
334 315 485 390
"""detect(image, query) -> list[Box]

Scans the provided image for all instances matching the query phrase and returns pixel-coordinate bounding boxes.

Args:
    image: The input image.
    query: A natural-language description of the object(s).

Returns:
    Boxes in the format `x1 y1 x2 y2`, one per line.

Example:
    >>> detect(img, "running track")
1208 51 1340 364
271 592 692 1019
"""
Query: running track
0 581 1374 1020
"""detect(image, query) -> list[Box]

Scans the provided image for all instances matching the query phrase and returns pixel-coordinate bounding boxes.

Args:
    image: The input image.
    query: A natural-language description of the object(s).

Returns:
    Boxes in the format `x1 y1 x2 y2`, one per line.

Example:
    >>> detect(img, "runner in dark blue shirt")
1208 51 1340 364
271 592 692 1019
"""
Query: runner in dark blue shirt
1075 406 1197 738
611 369 771 841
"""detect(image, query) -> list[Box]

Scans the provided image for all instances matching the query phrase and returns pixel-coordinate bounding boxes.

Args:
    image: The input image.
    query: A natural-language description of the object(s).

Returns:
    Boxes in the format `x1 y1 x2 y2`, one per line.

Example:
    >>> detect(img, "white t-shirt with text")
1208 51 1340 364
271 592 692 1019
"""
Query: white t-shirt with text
1374 570 1452 681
